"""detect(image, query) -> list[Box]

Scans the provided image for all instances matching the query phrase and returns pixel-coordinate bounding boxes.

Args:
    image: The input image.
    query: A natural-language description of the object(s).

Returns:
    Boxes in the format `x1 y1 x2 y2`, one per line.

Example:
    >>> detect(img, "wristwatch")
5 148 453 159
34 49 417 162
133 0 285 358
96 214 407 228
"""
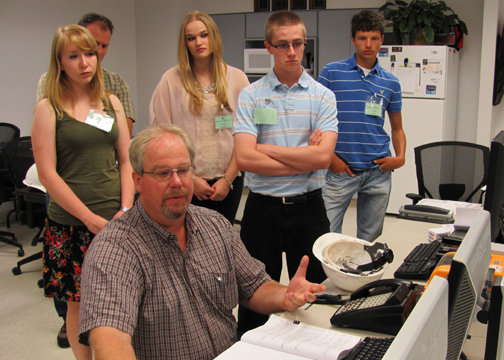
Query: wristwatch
120 207 130 212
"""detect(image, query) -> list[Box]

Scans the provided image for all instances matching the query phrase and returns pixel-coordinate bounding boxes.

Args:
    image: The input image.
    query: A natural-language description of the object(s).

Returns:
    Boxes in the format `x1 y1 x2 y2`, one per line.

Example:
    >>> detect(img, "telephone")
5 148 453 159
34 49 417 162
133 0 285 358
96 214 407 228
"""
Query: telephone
330 278 420 335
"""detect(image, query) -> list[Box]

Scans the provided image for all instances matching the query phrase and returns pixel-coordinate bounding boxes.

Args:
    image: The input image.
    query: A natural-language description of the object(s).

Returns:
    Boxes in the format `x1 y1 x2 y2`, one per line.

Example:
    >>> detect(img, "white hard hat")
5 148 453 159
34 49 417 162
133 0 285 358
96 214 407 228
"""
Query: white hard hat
313 233 393 291
23 164 46 193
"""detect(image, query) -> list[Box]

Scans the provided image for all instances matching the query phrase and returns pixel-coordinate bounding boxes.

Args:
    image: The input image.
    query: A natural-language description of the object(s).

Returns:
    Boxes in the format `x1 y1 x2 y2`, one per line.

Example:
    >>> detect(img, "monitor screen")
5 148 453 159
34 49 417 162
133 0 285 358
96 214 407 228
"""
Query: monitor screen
383 275 448 360
446 210 492 360
483 130 504 243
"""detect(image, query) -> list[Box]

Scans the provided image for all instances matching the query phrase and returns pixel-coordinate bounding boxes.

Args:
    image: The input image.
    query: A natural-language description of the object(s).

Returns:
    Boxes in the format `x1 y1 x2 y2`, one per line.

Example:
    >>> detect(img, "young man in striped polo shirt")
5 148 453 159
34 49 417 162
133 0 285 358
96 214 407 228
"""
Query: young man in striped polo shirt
233 10 338 333
317 10 406 242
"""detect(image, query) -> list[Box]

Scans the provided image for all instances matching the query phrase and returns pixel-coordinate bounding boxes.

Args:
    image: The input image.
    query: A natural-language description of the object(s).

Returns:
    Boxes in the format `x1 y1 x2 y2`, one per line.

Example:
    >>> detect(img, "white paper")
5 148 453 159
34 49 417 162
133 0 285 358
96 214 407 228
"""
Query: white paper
239 315 361 360
215 342 308 359
417 199 481 214
396 67 418 93
453 207 482 230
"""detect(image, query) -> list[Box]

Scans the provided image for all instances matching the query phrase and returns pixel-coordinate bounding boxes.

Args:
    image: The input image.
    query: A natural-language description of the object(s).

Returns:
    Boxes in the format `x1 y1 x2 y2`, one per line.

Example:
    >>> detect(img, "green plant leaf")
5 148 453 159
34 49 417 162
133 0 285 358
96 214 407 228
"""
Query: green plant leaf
408 16 417 33
423 26 434 43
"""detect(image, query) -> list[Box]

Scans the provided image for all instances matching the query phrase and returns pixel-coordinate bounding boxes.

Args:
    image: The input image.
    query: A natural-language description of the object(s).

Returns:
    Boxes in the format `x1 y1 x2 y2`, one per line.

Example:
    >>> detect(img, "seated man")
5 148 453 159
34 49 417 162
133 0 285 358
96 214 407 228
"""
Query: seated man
79 124 325 360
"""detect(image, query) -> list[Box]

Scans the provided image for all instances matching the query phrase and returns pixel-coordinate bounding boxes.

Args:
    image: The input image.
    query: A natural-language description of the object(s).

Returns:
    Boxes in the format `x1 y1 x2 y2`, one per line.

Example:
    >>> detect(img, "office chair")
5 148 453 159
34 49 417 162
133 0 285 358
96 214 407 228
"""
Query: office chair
2 136 46 274
406 141 489 205
0 123 23 256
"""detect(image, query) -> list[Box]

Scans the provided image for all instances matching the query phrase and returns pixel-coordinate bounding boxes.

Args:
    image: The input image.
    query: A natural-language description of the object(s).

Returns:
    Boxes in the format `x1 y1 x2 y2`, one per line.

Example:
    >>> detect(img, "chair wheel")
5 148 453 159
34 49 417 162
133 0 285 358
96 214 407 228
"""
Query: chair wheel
12 267 21 275
37 279 44 288
18 249 24 257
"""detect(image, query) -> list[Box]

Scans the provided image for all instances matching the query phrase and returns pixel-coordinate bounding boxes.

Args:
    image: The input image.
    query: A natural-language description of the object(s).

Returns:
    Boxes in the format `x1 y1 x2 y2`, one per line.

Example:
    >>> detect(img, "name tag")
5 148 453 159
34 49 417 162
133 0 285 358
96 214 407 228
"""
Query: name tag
254 108 277 125
215 115 232 129
85 110 114 132
365 95 383 117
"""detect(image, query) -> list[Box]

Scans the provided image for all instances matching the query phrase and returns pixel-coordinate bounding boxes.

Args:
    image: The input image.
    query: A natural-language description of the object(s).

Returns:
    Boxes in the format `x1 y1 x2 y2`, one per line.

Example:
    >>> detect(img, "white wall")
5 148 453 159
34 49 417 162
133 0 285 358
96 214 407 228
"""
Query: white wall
0 0 137 137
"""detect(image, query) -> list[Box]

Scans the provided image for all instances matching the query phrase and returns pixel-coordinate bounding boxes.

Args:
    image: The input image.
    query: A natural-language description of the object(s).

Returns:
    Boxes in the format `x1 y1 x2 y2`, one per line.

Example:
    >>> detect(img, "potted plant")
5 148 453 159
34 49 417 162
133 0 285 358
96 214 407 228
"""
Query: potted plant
379 0 468 45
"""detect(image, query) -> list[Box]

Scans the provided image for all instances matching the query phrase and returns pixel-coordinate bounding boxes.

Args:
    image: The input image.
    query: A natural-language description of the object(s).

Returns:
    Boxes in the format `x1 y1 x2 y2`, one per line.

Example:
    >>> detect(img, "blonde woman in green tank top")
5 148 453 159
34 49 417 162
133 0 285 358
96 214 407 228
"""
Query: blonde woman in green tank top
31 25 135 360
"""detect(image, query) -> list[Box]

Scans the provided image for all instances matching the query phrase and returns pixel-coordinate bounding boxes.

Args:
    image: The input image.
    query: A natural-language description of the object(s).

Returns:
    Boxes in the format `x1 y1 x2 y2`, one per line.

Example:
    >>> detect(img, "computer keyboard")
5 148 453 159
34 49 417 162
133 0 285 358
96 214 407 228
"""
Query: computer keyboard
343 337 394 360
394 241 443 280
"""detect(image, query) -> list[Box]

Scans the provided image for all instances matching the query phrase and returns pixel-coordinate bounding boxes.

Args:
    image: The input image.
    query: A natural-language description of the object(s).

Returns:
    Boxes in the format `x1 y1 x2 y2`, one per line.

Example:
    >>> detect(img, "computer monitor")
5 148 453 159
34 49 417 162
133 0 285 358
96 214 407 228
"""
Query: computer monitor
483 130 504 243
484 276 504 360
382 275 449 359
446 210 492 360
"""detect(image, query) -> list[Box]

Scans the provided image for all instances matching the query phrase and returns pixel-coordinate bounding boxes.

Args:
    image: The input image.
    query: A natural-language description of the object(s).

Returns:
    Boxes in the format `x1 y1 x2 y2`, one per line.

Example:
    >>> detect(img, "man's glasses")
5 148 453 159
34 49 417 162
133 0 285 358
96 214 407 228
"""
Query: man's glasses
142 165 194 181
268 41 306 52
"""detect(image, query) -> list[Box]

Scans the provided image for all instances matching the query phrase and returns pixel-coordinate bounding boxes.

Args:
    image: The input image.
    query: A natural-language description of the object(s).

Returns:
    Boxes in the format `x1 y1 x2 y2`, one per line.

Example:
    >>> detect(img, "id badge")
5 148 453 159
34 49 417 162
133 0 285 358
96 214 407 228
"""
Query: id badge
254 108 277 125
215 115 232 129
365 95 383 117
85 110 114 132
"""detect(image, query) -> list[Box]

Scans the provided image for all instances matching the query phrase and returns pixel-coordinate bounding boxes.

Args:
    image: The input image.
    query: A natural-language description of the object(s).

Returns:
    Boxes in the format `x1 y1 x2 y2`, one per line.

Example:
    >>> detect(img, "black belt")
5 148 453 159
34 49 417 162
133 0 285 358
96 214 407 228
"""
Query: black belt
250 189 322 205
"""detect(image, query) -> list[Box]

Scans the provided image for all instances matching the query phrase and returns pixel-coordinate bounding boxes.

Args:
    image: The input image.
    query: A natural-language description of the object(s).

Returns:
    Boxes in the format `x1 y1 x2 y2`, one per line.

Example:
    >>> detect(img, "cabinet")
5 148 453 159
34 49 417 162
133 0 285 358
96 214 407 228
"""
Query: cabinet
245 10 318 39
212 13 246 69
213 9 357 79
317 10 352 72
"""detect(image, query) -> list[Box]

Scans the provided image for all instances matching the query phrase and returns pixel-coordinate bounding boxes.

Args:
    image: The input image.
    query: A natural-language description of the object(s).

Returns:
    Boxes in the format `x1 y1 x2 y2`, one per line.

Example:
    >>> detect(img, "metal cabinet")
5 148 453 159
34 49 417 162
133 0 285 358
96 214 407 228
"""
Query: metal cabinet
245 10 318 39
212 13 246 69
317 10 353 72
212 9 370 76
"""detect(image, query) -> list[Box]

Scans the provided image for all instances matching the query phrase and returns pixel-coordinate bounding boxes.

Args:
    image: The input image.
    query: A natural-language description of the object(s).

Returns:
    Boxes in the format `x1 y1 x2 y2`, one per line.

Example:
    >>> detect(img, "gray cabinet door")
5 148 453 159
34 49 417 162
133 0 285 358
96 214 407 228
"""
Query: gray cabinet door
317 10 352 73
246 12 270 39
246 10 318 39
213 13 246 70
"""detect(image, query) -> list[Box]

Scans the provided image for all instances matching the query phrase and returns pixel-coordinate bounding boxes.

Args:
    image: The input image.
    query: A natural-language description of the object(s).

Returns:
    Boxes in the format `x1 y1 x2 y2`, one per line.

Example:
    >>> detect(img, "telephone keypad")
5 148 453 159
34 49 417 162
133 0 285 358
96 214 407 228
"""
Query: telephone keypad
338 293 391 314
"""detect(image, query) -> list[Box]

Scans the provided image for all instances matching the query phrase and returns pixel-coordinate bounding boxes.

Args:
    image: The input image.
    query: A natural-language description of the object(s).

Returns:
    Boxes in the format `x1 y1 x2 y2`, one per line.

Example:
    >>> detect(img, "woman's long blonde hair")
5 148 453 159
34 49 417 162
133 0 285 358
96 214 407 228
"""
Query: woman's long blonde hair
177 11 231 115
45 24 111 119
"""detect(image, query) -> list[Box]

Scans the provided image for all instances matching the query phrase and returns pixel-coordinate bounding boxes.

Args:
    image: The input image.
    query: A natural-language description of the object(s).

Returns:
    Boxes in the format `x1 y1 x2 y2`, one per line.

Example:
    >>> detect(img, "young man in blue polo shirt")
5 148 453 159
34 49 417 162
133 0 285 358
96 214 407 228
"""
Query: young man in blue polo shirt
233 10 338 333
317 10 406 242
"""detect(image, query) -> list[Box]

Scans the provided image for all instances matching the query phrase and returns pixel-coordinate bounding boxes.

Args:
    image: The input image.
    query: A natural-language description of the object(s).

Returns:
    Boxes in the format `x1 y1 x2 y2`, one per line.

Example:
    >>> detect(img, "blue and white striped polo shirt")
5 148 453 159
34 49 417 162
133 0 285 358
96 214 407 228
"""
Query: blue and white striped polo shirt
318 54 402 170
233 70 338 196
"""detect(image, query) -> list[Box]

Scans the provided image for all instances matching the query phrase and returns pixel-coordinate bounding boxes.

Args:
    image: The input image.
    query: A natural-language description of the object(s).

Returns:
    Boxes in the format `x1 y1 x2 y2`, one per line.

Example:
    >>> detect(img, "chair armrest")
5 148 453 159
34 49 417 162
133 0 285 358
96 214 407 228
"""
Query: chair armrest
406 193 424 205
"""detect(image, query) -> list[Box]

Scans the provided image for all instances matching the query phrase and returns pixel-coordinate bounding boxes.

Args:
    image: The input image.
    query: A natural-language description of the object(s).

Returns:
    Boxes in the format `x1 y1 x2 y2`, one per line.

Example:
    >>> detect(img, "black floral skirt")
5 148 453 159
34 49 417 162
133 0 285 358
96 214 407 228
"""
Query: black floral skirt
42 218 94 302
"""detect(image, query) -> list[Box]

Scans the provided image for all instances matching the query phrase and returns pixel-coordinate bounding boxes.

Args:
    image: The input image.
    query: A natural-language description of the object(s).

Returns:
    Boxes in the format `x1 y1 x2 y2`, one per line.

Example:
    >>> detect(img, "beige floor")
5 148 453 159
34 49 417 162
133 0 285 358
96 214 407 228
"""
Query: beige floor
0 194 485 359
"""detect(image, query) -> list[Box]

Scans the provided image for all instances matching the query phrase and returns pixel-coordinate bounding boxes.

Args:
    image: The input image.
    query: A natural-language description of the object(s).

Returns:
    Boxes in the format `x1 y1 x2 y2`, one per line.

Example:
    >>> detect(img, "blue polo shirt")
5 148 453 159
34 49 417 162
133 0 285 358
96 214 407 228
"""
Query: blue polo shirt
233 70 338 196
318 54 402 170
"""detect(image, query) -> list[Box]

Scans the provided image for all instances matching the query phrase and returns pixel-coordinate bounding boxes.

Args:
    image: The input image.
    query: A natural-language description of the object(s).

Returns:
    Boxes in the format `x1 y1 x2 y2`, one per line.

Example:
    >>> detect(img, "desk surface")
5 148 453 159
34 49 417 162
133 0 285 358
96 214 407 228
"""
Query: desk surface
280 218 438 336
14 186 46 204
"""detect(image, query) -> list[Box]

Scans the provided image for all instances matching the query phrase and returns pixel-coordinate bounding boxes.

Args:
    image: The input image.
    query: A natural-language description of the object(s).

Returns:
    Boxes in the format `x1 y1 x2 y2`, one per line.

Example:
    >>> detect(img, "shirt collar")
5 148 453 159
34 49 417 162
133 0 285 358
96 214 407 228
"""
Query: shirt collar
267 68 311 90
349 53 382 75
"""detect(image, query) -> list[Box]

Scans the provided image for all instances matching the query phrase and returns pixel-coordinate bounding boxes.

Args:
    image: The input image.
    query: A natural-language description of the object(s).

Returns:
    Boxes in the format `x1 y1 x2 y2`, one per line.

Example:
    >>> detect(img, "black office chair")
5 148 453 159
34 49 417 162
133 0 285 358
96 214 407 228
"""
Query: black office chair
406 141 489 205
2 137 47 274
0 123 23 256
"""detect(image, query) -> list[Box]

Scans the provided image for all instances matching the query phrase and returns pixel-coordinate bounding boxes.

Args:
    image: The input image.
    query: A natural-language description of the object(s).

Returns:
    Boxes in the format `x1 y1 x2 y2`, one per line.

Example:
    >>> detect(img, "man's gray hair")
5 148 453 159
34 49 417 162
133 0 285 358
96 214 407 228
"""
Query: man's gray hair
129 124 196 175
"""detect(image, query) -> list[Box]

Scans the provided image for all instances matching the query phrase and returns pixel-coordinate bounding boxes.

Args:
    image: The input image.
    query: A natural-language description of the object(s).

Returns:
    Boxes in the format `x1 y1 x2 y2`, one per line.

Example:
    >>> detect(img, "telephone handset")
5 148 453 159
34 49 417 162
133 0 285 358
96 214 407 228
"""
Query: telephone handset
330 278 419 335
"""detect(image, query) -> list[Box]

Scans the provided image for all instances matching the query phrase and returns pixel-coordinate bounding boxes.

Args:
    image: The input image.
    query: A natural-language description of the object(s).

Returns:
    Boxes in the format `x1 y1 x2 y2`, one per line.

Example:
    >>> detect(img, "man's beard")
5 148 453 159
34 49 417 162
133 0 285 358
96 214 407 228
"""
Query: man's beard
161 189 190 219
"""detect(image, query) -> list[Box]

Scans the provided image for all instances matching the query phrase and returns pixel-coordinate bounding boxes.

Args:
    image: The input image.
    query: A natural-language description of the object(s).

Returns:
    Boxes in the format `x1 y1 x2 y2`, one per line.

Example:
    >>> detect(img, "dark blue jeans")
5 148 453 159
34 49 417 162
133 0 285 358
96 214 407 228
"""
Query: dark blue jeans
237 189 329 333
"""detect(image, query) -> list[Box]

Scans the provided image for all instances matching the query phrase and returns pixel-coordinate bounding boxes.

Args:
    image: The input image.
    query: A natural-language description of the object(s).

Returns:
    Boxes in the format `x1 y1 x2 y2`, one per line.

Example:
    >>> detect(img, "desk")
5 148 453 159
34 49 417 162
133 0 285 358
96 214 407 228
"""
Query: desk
282 217 486 359
281 218 438 336
14 187 45 229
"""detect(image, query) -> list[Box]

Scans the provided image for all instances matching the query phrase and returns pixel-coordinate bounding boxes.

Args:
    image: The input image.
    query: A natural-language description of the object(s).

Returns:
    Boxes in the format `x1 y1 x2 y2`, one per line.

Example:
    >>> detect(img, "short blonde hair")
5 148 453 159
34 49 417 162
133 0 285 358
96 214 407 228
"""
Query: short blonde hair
45 24 110 119
265 10 306 43
177 11 230 115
